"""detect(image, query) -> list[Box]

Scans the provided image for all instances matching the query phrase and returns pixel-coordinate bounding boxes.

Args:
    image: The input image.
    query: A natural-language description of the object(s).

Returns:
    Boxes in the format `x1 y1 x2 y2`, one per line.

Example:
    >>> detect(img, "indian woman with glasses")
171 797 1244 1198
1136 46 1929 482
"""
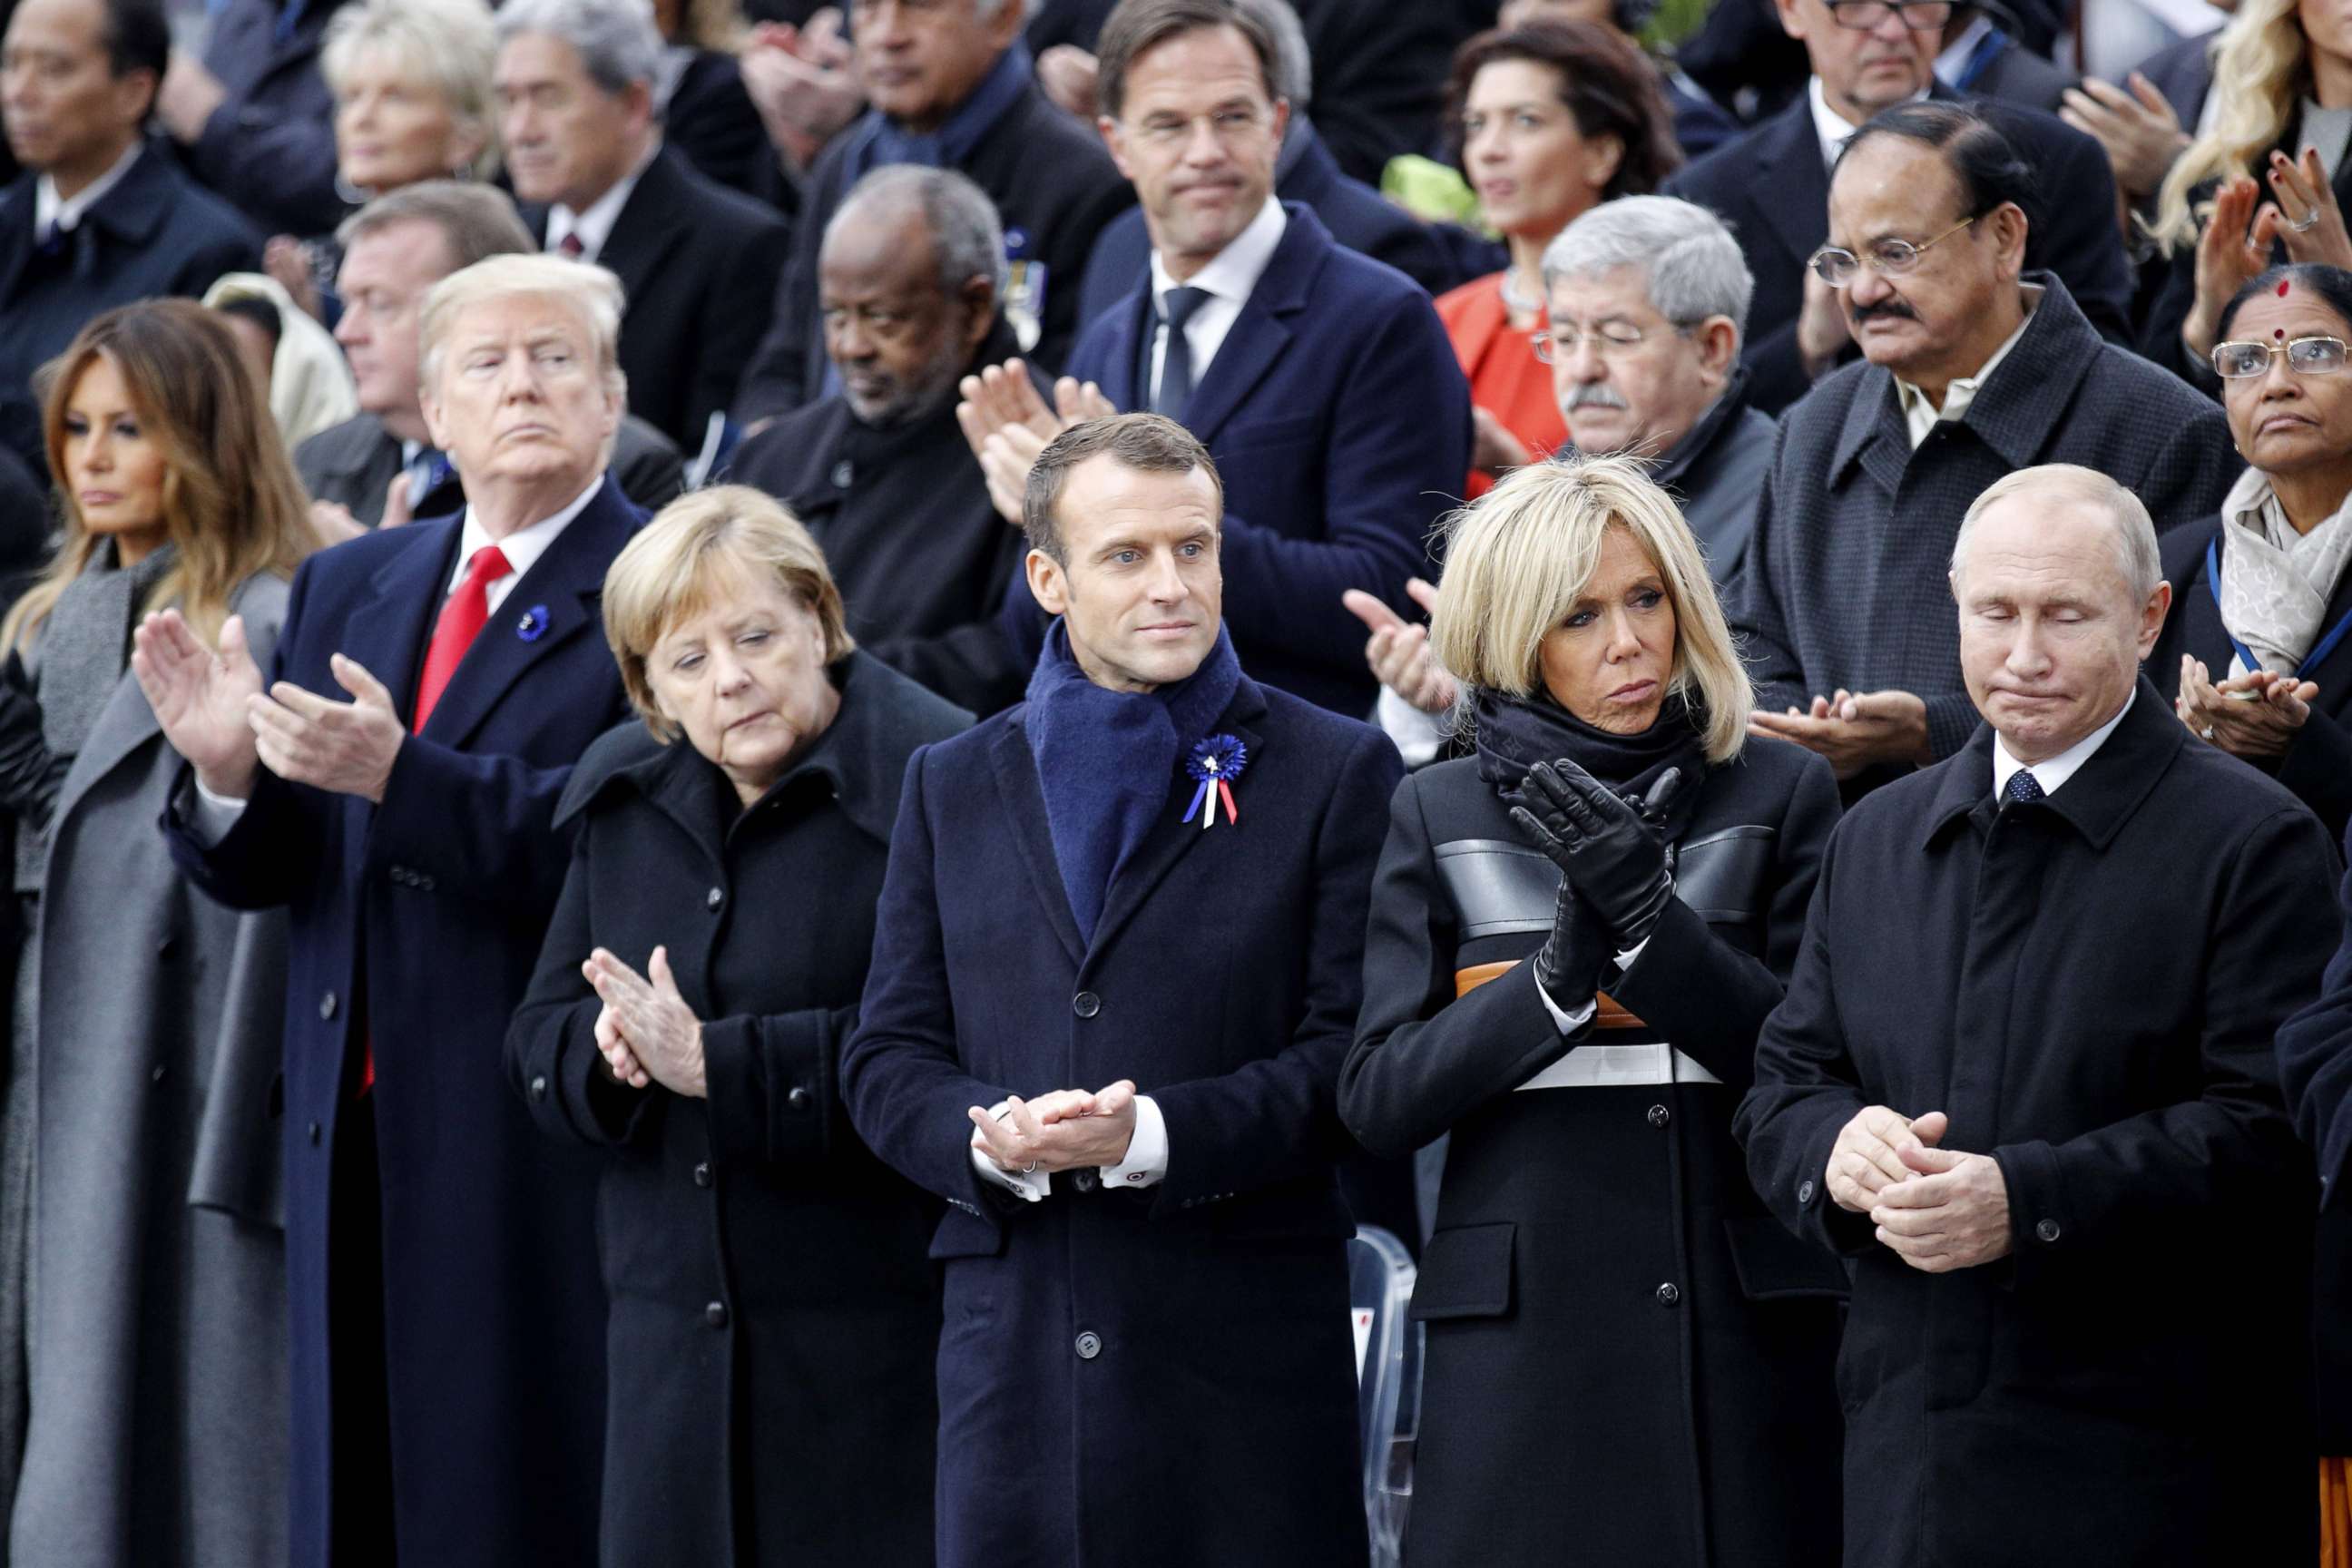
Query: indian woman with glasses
1436 19 1681 496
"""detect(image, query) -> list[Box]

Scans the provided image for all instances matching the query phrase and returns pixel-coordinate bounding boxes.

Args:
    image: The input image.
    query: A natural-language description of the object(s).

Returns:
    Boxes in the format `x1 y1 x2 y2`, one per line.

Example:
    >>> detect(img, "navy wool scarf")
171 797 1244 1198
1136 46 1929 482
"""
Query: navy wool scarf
1022 620 1241 943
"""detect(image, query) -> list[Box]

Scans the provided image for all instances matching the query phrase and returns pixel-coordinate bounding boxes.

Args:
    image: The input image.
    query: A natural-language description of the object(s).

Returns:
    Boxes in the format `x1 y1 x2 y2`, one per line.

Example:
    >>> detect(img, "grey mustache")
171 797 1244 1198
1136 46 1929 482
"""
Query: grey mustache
1561 384 1629 411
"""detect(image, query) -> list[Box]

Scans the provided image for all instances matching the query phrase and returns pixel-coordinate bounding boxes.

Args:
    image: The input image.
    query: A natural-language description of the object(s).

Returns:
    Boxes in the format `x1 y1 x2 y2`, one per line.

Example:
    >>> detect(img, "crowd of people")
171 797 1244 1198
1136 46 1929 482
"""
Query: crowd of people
4 0 2352 1562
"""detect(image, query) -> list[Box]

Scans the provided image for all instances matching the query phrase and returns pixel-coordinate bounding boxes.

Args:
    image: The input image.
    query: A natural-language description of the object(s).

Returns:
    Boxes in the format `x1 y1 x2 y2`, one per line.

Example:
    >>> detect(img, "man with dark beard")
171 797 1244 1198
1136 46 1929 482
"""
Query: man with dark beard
727 166 1030 713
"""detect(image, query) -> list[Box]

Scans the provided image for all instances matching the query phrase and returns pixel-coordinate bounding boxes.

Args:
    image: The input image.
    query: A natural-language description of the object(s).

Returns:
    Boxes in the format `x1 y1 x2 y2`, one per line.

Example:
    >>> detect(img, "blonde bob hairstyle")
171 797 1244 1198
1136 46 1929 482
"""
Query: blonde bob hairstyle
601 485 854 742
2151 0 2298 251
417 253 627 402
321 0 502 183
1429 455 1752 764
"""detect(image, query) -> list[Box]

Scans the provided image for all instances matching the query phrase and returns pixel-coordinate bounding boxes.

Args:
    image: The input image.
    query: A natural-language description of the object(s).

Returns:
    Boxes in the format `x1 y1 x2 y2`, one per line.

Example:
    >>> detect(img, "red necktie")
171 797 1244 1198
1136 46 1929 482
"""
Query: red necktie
360 544 511 1094
414 544 512 730
556 231 584 259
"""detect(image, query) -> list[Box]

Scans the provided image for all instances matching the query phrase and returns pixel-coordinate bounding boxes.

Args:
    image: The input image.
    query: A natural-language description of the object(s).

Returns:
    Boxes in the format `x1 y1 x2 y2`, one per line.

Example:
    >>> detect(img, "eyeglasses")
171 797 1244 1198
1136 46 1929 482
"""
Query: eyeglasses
1529 319 1693 363
2210 336 2351 379
1807 216 1976 287
1821 0 1954 29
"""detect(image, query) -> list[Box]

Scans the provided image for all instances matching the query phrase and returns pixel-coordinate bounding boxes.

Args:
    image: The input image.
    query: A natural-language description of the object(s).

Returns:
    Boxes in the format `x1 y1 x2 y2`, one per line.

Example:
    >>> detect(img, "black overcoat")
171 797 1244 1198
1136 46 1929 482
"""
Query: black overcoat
841 673 1400 1568
1737 684 2337 1566
1339 740 1847 1568
507 654 963 1568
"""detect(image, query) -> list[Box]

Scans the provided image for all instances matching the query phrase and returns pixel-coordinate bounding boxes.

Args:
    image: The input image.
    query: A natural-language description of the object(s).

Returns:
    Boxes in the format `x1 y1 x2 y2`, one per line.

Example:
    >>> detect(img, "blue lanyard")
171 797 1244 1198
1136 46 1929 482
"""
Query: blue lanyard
2206 534 2352 678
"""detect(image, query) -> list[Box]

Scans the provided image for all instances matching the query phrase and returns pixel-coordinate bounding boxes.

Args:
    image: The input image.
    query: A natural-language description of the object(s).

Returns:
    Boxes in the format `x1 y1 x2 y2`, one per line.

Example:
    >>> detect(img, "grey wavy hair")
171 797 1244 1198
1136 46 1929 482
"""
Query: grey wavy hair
826 165 1009 299
1540 194 1756 342
495 0 662 95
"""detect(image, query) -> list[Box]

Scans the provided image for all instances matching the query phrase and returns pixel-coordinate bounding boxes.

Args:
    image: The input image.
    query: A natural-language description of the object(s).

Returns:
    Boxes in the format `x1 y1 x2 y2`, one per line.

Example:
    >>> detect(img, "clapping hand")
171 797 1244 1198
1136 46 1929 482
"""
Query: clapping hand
1514 759 1682 947
2058 72 2188 201
131 610 265 799
245 653 406 803
967 1080 1139 1173
2264 147 2352 270
2184 176 2282 359
956 361 1116 524
1342 577 1456 715
583 946 706 1098
2177 656 2316 758
741 10 863 172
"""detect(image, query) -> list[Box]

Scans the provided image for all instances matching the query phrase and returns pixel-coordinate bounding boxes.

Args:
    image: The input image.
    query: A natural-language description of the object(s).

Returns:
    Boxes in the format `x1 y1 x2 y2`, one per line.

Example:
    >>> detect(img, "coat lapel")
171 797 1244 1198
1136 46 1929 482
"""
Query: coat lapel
988 722 1086 966
1178 207 1323 446
1750 104 1829 286
594 151 692 317
1084 684 1267 957
344 517 463 728
1095 287 1148 412
48 669 159 833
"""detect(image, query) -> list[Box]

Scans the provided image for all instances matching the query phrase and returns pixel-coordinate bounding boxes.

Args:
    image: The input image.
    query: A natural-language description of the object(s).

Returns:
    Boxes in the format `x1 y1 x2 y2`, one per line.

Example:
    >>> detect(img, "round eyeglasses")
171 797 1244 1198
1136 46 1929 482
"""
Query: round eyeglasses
1807 216 1977 288
2210 336 2351 379
1529 320 1694 363
1821 0 1954 28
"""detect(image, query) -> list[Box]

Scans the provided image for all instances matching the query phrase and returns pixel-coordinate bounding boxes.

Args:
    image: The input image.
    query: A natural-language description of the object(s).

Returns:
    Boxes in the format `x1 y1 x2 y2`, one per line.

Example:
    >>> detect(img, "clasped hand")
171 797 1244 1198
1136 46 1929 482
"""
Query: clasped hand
2177 656 2315 759
133 611 405 803
967 1080 1139 1174
1828 1107 2012 1273
583 946 706 1098
954 360 1118 525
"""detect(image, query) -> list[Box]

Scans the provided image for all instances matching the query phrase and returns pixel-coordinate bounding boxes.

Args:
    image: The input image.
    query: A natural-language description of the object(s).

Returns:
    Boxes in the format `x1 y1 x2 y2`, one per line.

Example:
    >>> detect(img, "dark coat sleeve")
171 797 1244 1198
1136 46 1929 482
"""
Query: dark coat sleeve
664 53 770 199
1609 750 1841 1092
2277 710 2352 844
1145 726 1404 1208
2132 396 2241 534
1337 771 1587 1159
2279 815 2352 1198
1723 416 1808 717
0 649 64 825
1993 800 2335 1289
506 822 651 1147
365 733 577 909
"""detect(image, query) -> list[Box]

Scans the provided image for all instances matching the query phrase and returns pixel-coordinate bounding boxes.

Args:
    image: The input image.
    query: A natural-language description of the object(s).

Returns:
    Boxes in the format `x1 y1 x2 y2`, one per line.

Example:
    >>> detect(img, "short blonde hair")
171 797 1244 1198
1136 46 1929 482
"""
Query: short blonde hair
1429 455 1752 764
322 0 502 182
602 485 854 740
417 252 626 400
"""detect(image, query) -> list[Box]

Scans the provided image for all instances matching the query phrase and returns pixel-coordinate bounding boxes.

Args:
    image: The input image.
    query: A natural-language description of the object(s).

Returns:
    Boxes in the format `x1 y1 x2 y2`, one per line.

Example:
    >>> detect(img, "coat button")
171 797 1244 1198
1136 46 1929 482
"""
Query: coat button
830 458 854 489
787 1086 810 1112
1798 1180 1817 1204
2034 1218 2062 1244
705 1301 728 1328
692 1162 711 1189
318 990 338 1020
1073 1169 1098 1193
529 1075 548 1102
707 886 723 911
1074 1330 1102 1359
151 1064 167 1083
1655 1282 1681 1308
1646 1103 1670 1128
308 1122 322 1146
1073 991 1100 1018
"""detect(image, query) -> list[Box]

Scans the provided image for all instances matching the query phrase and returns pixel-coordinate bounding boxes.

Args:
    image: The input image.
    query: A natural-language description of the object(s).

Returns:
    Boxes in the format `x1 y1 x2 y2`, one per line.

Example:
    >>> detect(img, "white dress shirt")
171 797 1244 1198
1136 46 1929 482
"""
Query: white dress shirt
1991 688 2135 799
189 475 606 837
1932 14 1996 89
1146 197 1288 407
971 1093 1170 1201
1895 285 2042 448
34 142 143 240
544 147 656 264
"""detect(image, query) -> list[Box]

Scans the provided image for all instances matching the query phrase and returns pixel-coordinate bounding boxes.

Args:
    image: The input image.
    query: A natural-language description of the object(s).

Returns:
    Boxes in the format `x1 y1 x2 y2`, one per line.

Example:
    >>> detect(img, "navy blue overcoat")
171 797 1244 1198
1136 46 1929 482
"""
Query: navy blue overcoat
162 476 644 1567
842 671 1402 1568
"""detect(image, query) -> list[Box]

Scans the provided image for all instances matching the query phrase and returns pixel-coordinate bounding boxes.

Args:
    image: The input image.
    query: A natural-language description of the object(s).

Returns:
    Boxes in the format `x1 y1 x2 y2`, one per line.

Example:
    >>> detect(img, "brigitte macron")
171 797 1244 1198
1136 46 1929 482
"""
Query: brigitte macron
1339 456 1847 1567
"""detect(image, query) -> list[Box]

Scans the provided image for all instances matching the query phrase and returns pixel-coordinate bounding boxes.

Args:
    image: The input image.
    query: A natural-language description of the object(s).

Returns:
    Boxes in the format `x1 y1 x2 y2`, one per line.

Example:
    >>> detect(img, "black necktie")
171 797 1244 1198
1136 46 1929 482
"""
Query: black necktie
34 220 62 258
2003 768 2044 806
1152 286 1211 423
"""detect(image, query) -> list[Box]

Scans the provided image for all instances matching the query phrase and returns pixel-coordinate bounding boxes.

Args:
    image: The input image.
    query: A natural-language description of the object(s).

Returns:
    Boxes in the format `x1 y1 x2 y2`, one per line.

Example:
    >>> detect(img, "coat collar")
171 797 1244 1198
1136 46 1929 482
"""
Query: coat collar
1744 97 1833 274
583 145 694 307
1651 368 1758 487
0 140 181 303
1918 674 2184 850
1828 272 2102 486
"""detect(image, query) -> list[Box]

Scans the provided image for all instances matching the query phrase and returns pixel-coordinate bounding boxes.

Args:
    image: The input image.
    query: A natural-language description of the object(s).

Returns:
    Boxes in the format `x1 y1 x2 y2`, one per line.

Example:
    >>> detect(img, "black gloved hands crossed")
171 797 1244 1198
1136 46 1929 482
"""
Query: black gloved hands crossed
1508 760 1686 1024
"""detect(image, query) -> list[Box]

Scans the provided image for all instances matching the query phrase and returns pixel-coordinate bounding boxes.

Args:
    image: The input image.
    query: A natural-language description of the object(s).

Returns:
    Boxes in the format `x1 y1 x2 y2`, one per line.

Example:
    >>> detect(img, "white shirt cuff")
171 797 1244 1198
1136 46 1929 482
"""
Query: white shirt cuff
1375 685 1450 768
1533 969 1596 1034
1099 1094 1167 1189
1614 936 1650 974
971 1103 1051 1202
188 777 250 848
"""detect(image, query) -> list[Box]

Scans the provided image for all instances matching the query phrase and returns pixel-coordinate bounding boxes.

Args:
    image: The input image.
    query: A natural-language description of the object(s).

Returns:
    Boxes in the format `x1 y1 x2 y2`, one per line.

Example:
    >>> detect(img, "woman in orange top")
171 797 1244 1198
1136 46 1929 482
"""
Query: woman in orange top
1437 21 1681 495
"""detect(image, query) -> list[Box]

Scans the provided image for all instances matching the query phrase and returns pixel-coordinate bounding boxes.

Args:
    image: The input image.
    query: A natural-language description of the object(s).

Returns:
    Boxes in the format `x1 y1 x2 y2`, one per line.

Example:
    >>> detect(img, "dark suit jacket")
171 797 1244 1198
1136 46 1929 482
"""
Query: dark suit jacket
2149 514 2352 841
841 673 1398 1568
187 0 347 235
162 476 647 1568
1737 685 2332 1565
2137 28 2215 126
1662 81 2133 413
0 143 260 474
664 49 771 201
1077 121 1456 324
1007 204 1471 716
1289 0 1491 181
296 408 686 524
525 145 788 449
733 78 1133 424
1731 275 2239 767
1964 32 2077 113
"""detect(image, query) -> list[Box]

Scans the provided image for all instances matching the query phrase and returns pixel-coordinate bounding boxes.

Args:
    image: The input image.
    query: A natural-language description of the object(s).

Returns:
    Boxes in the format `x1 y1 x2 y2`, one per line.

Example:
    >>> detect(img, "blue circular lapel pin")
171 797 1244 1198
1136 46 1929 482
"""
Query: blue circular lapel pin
516 604 549 642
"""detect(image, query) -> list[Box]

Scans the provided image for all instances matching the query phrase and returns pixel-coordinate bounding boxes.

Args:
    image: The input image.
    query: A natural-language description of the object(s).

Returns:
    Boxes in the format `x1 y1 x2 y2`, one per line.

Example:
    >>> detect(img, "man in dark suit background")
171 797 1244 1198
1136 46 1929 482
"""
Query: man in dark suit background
298 181 683 542
729 165 1030 714
140 253 642 1568
1073 0 1458 317
1662 0 2132 413
1935 3 2073 111
498 0 786 456
150 0 347 237
731 0 1133 427
0 0 259 473
844 414 1399 1568
960 0 1470 718
1738 464 2334 1566
1734 104 2236 791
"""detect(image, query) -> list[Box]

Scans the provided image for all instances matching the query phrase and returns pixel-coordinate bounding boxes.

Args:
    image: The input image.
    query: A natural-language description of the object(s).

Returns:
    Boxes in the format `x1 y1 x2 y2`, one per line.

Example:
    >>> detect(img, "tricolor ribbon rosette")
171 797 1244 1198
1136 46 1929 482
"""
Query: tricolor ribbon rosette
1182 733 1248 829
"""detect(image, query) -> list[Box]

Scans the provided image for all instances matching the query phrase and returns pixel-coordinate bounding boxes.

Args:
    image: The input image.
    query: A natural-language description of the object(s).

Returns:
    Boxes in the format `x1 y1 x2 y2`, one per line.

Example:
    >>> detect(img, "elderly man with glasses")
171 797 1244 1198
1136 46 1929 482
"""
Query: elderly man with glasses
1730 100 2238 797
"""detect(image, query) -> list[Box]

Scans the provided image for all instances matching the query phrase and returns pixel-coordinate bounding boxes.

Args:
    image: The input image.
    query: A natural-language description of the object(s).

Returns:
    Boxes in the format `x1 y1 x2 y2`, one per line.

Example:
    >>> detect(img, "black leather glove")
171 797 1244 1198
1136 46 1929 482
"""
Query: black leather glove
1517 759 1686 949
1507 792 1612 1026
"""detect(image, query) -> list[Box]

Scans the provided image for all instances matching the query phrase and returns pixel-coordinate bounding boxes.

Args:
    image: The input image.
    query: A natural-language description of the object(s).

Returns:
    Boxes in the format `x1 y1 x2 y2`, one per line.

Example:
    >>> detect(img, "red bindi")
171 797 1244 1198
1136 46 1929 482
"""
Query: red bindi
2277 328 2289 339
2280 279 2295 297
